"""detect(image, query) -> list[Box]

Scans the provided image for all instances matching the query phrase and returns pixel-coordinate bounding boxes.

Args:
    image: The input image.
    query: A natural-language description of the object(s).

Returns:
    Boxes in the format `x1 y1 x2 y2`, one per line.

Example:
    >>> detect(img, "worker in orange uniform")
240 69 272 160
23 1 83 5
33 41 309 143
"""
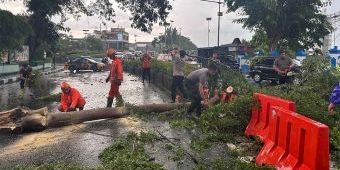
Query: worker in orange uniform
105 48 123 107
58 81 86 112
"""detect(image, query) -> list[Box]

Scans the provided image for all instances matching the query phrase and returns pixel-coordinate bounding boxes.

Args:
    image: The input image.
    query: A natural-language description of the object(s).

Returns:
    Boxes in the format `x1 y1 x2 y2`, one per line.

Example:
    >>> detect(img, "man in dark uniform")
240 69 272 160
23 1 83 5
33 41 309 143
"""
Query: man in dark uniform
185 63 218 117
19 63 32 90
273 50 295 84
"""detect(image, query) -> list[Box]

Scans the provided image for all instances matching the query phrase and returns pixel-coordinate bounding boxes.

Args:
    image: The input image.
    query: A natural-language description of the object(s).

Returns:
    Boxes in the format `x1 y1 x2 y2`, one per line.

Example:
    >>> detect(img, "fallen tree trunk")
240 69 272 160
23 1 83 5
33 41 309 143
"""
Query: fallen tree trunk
0 107 48 132
0 103 188 132
0 95 220 133
47 107 129 127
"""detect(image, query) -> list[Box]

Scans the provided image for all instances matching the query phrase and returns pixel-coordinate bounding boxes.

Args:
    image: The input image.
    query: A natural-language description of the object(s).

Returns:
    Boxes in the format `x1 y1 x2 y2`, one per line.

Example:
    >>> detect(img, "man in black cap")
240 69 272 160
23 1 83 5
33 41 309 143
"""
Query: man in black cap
171 48 188 102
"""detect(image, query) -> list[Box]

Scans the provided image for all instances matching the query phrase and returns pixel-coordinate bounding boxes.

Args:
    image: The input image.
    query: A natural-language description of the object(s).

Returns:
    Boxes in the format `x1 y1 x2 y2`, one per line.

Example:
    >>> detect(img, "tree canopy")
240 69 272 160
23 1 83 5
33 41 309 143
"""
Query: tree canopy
2 0 172 61
152 27 197 51
225 0 333 51
21 0 172 32
249 30 269 52
0 10 31 52
56 34 103 56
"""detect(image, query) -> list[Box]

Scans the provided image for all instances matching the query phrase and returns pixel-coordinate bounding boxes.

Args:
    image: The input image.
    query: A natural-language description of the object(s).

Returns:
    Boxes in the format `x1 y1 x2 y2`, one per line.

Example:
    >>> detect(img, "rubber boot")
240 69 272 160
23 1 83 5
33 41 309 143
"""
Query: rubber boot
107 98 114 107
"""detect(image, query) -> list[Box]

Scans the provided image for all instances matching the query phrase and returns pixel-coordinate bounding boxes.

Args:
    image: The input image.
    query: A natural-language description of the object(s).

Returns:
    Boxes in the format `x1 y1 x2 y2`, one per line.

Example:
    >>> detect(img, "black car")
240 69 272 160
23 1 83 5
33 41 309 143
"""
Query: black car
65 57 105 72
249 57 301 85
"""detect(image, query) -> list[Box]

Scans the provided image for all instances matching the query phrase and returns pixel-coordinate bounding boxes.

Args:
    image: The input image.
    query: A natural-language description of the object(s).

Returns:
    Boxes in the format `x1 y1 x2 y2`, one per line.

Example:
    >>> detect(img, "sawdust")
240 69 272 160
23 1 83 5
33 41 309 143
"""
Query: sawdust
0 124 86 155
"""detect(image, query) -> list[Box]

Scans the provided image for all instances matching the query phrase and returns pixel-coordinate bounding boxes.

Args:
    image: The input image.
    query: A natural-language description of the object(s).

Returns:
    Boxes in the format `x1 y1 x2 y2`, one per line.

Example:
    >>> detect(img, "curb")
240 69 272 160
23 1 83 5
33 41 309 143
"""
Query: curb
0 68 64 85
0 77 18 85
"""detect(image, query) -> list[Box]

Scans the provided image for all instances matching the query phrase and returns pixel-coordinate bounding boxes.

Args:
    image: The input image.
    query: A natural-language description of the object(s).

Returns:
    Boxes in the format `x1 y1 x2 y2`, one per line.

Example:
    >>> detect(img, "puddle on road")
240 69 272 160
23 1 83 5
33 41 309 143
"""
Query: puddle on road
48 71 170 110
0 71 189 169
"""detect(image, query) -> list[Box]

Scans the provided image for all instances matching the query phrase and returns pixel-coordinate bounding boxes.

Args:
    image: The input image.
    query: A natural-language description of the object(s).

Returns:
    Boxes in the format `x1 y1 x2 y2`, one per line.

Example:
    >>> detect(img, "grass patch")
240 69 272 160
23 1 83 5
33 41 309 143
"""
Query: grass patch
99 131 163 170
169 119 195 129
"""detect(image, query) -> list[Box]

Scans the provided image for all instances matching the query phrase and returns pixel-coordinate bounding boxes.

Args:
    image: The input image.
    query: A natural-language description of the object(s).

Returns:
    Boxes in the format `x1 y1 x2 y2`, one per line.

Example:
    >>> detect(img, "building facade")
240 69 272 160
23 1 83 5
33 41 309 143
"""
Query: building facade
94 28 129 51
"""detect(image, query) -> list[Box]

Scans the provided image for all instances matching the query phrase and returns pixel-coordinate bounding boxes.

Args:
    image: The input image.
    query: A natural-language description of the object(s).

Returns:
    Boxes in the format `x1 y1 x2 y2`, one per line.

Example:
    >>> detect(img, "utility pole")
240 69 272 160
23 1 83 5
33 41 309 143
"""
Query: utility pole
217 0 222 47
179 28 182 49
134 34 139 51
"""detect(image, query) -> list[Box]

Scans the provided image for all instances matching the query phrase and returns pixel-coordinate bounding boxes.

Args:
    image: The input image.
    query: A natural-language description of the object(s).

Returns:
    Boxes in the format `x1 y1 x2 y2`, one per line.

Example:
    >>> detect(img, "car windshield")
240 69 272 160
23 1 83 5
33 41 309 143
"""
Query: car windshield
86 58 97 63
116 52 123 55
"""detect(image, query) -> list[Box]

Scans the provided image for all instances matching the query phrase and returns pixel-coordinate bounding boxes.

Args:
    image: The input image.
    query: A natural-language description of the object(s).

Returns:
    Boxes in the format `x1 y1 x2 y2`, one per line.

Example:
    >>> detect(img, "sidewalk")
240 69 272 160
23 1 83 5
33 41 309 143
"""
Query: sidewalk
0 66 64 85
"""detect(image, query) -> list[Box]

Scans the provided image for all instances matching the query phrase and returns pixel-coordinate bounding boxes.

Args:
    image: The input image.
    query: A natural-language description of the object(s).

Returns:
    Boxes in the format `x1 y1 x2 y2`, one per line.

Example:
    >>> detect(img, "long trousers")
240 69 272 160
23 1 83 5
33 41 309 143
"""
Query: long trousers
171 75 187 102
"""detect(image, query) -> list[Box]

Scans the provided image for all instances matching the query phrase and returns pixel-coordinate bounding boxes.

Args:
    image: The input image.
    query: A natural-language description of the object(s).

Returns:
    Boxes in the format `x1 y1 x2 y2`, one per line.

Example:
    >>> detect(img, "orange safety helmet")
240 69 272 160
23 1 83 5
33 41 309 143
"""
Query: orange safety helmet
60 81 71 90
106 48 116 56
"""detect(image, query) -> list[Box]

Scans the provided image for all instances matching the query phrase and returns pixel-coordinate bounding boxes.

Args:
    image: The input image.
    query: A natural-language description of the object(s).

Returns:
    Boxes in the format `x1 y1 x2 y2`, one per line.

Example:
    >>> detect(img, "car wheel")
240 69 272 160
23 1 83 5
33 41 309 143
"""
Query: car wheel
292 77 302 85
69 66 75 72
253 73 262 83
92 65 98 72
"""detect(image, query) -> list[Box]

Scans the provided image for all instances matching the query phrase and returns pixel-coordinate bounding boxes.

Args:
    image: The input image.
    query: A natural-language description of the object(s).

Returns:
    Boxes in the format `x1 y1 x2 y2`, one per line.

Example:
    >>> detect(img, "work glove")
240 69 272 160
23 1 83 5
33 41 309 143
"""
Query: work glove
284 69 289 75
106 77 110 83
67 107 75 112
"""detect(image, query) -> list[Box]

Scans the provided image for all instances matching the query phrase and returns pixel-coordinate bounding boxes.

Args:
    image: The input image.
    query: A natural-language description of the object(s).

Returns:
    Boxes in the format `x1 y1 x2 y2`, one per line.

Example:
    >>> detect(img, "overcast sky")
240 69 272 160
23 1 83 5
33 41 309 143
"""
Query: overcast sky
1 0 340 47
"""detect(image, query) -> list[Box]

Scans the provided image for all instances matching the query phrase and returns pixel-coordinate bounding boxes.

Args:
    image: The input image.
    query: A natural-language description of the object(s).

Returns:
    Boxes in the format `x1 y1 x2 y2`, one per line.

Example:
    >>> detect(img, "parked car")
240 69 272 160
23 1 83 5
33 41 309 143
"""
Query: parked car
65 57 105 72
135 51 143 56
124 53 135 59
157 54 172 61
115 52 124 58
249 57 302 85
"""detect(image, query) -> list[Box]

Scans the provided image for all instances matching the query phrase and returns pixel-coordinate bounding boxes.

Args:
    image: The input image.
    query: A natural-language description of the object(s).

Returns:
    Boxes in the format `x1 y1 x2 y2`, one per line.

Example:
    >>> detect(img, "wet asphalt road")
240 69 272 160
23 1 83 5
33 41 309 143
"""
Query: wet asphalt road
0 70 179 169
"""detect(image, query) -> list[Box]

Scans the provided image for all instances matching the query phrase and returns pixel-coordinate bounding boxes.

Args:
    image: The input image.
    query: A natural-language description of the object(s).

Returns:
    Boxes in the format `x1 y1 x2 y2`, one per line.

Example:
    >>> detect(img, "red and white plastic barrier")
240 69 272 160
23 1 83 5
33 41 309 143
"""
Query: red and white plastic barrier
246 93 329 170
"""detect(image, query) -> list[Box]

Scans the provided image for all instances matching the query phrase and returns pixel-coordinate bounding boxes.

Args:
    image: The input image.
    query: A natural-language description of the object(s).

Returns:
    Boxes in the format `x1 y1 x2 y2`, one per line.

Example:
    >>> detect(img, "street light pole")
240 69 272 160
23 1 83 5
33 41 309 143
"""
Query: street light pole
201 0 223 47
159 33 163 52
82 29 89 55
206 17 212 47
170 20 174 47
164 25 167 49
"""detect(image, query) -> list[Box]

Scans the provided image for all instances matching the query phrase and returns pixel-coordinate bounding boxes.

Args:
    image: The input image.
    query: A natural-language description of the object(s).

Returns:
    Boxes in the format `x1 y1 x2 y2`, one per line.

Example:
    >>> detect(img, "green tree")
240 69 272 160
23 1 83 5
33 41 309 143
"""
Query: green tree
249 30 269 52
27 14 61 62
226 0 333 51
86 35 103 52
0 10 31 60
153 27 197 51
56 34 103 56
